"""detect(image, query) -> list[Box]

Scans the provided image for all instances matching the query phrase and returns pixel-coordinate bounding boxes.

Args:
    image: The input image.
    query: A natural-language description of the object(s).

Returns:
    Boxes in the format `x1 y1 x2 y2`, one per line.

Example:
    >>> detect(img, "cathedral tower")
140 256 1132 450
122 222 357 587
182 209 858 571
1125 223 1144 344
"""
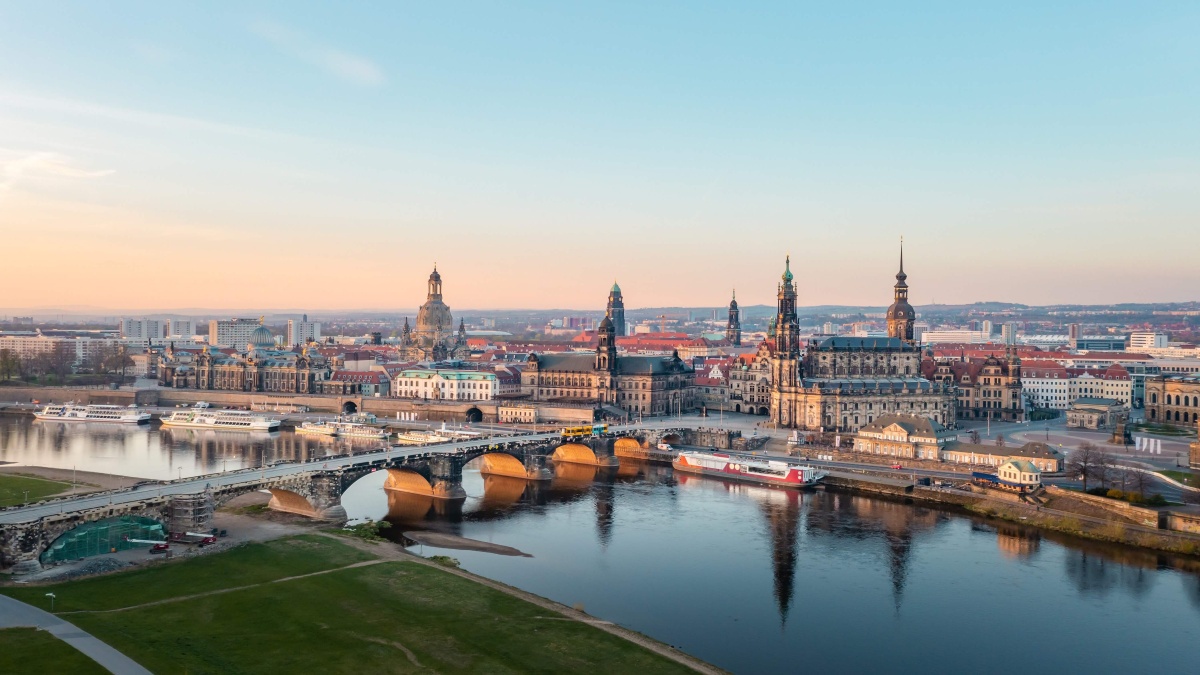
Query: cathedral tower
773 256 801 388
606 282 626 337
595 315 617 373
725 290 741 346
886 242 916 344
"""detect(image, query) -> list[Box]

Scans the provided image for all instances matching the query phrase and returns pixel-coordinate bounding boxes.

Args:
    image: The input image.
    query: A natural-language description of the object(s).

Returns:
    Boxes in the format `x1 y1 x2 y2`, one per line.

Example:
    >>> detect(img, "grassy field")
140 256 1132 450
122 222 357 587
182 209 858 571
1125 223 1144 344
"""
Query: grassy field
2 535 373 612
0 473 72 507
0 627 107 675
1159 470 1197 485
1 535 697 674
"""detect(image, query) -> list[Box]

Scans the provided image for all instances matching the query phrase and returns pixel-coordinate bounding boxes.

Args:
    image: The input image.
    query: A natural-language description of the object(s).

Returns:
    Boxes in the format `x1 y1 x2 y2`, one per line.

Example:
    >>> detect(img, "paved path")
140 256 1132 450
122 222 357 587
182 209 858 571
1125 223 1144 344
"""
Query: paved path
0 595 152 675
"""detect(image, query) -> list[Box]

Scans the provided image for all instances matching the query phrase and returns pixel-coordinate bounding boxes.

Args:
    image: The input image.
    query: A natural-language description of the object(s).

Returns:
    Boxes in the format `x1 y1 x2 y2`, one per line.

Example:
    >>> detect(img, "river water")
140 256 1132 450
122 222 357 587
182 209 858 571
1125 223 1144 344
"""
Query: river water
4 416 1200 674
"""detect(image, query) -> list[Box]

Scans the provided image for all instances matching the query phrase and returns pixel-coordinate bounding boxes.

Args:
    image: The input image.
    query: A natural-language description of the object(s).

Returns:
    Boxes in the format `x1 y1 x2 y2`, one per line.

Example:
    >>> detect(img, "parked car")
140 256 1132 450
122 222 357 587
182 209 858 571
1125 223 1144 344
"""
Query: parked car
890 464 903 470
150 543 170 554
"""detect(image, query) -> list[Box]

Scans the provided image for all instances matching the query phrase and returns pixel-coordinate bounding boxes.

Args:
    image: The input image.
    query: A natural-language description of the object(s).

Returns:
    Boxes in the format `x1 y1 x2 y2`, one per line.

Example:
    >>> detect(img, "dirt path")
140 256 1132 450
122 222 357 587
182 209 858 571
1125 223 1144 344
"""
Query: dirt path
321 534 728 675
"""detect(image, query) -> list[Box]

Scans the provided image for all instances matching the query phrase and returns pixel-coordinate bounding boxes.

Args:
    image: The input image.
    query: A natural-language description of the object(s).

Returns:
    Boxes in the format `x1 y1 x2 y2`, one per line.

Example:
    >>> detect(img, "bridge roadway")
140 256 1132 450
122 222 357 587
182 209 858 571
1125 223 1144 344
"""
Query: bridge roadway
0 421 688 525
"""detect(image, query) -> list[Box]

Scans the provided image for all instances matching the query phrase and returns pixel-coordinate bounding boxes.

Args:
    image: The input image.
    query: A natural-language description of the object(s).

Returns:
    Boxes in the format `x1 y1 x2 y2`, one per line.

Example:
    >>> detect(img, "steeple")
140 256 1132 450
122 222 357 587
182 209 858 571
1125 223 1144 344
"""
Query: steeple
606 282 626 337
427 265 443 299
725 288 741 347
886 239 916 344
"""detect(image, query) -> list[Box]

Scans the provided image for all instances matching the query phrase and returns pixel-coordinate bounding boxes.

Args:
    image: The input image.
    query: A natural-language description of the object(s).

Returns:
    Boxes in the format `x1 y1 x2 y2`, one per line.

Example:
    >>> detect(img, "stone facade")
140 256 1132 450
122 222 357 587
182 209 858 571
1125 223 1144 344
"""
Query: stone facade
927 350 1025 422
1145 374 1200 427
398 266 465 361
767 254 956 432
1065 397 1126 430
159 328 328 394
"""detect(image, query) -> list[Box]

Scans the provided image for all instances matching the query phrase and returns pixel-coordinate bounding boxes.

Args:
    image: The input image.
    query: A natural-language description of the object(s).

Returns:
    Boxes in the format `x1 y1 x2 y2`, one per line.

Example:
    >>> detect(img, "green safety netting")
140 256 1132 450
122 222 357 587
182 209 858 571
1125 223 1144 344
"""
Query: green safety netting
40 515 166 564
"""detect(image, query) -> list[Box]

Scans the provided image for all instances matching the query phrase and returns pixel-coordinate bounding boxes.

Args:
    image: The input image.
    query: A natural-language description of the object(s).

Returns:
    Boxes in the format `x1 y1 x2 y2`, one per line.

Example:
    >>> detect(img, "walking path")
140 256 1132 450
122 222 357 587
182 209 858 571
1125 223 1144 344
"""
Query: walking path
0 595 151 675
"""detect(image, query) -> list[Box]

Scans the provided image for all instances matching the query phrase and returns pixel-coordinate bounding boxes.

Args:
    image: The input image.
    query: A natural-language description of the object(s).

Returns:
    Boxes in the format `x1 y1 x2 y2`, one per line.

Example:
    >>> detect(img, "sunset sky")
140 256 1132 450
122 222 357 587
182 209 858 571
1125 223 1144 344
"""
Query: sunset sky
2 2 1198 312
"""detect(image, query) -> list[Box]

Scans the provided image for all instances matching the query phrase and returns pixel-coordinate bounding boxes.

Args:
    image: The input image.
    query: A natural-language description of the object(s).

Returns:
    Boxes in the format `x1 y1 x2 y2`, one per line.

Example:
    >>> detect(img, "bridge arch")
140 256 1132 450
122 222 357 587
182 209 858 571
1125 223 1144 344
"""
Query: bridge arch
383 468 436 496
660 433 682 447
465 407 483 423
552 442 598 466
614 437 643 455
469 452 529 479
267 488 319 517
342 401 358 414
41 515 166 565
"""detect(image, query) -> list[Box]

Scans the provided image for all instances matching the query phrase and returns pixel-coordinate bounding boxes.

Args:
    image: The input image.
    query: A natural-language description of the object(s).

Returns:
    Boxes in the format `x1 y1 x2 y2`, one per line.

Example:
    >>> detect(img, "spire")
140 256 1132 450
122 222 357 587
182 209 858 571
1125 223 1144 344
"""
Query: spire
782 255 793 283
896 237 907 286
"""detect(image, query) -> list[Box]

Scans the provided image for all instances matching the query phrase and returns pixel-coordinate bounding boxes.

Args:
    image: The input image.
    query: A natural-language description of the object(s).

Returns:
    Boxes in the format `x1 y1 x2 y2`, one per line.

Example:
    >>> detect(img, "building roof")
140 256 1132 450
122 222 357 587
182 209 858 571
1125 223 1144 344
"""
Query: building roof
1000 459 1042 474
814 336 910 351
858 414 950 437
329 371 387 384
530 351 691 375
944 441 1062 460
1071 397 1123 407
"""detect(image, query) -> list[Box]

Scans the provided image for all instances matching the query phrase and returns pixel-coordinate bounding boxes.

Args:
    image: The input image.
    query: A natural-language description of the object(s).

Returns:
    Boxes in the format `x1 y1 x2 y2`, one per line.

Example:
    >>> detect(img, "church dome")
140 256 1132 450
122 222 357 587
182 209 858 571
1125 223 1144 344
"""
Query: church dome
886 300 915 321
249 325 274 349
610 281 621 294
598 315 614 332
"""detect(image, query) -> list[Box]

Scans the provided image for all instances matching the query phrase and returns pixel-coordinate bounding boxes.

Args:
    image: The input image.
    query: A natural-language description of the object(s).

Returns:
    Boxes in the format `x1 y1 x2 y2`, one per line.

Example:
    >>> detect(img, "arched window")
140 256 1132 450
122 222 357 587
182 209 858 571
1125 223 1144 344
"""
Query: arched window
1151 393 1158 404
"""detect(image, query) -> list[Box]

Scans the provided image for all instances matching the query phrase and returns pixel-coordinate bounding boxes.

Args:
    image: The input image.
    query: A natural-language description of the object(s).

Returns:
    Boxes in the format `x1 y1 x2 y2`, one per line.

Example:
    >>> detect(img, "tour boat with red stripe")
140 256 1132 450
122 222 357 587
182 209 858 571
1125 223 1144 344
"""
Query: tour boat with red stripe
672 450 826 488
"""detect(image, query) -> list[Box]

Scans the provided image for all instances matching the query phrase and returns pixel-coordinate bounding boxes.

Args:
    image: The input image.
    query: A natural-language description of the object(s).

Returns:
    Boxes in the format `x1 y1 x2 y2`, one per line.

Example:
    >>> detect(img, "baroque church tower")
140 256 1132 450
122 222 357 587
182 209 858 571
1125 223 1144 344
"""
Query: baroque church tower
606 282 626 337
595 315 617 373
885 242 916 344
725 290 741 346
772 257 802 390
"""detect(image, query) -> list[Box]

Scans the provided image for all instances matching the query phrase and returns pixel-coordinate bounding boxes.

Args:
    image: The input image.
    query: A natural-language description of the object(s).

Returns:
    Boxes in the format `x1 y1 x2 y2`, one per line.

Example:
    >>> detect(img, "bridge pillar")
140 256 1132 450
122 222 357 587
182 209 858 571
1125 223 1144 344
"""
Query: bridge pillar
429 456 467 500
522 454 553 481
311 473 348 521
587 437 620 468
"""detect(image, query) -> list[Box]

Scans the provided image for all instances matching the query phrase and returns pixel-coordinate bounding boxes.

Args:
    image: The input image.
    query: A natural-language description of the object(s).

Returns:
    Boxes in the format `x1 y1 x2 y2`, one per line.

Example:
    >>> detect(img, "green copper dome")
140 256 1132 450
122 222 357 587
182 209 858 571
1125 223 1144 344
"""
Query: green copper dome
611 281 621 294
781 255 793 283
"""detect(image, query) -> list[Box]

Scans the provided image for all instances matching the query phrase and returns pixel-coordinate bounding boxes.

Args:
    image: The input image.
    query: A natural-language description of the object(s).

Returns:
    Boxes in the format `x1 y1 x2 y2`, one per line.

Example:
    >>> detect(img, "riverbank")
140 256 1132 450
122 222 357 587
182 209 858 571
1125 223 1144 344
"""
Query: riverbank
0 466 141 492
1 533 723 674
825 470 1200 558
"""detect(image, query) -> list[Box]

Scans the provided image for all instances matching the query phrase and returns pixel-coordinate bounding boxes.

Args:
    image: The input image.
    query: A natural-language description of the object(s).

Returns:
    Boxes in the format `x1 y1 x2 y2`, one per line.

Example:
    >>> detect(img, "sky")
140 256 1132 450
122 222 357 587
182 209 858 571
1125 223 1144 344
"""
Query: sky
1 1 1199 313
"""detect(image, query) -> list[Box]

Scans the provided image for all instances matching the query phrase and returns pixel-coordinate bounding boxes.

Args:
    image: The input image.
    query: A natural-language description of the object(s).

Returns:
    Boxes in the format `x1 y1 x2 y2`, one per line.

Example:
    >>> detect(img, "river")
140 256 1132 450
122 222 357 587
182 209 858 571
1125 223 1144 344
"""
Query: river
3 415 1200 674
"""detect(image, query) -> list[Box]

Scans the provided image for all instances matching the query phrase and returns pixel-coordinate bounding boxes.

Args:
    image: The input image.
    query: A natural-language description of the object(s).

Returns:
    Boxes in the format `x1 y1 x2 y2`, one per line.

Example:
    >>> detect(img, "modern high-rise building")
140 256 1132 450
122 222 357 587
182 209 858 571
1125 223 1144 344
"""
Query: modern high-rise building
166 319 195 337
981 320 994 336
1001 322 1018 345
119 318 164 340
287 315 321 346
209 318 266 348
1129 332 1169 350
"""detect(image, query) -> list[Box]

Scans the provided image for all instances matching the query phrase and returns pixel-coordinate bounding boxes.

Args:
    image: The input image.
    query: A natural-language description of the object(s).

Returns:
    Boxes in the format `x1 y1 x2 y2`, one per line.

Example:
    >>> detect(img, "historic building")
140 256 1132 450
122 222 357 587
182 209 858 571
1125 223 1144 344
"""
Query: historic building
852 414 1061 471
607 282 626 337
158 323 328 393
521 290 695 417
399 266 465 361
926 348 1025 422
767 253 956 432
729 345 772 414
1145 374 1200 427
725 290 741 346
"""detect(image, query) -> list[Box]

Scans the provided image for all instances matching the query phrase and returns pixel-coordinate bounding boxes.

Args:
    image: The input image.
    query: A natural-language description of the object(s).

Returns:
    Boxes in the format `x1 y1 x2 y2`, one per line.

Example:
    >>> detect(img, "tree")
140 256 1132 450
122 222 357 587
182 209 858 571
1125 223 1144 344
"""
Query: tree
0 349 17 381
1067 441 1103 492
969 429 981 445
45 344 75 384
995 434 1006 448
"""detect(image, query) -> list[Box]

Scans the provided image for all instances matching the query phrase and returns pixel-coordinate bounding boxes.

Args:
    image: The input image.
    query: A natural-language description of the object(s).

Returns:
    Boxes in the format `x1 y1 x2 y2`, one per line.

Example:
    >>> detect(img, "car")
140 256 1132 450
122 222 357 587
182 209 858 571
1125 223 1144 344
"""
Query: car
149 543 170 554
890 464 903 470
198 536 217 548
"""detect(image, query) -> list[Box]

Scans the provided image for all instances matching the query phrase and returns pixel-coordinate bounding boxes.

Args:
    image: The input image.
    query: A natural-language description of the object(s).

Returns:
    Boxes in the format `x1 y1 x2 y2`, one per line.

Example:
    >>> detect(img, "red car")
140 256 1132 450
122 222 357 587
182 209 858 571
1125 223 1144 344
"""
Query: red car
890 464 903 470
149 543 170 554
198 536 217 548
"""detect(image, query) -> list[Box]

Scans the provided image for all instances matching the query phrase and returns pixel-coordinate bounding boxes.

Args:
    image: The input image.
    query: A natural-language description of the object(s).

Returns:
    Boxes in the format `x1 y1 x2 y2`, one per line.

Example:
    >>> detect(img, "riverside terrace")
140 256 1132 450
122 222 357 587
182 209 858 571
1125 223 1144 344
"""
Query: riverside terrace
0 422 698 571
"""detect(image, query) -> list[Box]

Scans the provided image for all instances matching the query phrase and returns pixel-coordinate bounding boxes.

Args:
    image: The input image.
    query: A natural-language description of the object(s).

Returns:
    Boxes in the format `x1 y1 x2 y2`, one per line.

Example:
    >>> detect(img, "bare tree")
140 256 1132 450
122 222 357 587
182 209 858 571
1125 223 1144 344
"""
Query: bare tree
1067 441 1102 492
45 344 75 384
995 434 1006 447
1127 469 1153 500
1094 447 1116 489
0 349 16 381
969 429 981 445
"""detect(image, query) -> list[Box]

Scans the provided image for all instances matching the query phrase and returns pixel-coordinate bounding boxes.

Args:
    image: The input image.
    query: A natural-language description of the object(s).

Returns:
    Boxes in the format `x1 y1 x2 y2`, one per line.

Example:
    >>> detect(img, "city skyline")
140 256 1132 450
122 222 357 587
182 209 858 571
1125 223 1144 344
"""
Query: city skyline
3 3 1200 309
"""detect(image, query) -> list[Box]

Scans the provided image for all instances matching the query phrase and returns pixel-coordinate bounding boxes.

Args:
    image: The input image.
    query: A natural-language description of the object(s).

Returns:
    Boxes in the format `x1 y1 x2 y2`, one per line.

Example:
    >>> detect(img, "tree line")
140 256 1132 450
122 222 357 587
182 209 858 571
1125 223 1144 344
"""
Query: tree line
0 344 134 385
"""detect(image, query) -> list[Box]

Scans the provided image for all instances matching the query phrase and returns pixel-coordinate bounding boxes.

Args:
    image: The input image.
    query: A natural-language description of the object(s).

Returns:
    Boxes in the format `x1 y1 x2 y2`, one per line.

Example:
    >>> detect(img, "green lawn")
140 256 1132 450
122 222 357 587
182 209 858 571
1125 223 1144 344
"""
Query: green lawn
3 535 696 674
1 535 373 612
0 474 72 507
0 627 107 675
1159 470 1198 485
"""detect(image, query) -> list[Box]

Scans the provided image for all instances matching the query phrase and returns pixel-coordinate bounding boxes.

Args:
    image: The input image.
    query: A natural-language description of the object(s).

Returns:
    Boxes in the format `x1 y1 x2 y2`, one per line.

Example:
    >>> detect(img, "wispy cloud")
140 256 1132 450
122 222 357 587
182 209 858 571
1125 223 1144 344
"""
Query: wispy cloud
250 20 386 87
0 150 113 198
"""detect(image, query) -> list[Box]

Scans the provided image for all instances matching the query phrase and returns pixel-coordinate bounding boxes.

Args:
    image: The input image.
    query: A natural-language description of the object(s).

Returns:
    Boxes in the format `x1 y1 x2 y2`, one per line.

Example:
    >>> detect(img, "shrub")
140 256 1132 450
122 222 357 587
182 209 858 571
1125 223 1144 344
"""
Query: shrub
1106 489 1125 500
1145 494 1168 507
428 555 460 568
1086 487 1109 497
1125 492 1144 504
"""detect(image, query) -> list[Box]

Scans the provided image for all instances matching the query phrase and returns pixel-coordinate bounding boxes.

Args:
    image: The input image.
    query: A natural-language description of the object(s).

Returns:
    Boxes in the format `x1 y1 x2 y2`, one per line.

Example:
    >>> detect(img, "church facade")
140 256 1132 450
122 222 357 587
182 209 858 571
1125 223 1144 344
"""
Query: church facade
767 250 956 432
521 286 695 417
399 266 466 361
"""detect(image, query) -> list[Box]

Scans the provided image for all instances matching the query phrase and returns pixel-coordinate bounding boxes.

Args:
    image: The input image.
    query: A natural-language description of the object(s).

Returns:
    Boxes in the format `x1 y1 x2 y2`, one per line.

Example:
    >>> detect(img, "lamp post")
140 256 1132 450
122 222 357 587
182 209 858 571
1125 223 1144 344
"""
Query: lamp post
23 490 29 505
45 592 56 612
177 466 182 481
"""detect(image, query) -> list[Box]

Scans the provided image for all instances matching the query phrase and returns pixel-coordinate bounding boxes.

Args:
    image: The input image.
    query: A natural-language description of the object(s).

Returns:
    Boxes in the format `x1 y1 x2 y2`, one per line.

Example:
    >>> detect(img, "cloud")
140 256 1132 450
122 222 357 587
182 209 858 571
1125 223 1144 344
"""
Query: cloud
0 150 114 197
250 20 386 86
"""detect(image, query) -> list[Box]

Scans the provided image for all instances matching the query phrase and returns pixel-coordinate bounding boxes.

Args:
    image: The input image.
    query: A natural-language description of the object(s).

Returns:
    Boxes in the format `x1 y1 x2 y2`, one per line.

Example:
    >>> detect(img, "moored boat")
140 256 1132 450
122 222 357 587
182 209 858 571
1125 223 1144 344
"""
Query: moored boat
297 420 337 436
161 409 280 431
672 450 826 488
34 404 150 424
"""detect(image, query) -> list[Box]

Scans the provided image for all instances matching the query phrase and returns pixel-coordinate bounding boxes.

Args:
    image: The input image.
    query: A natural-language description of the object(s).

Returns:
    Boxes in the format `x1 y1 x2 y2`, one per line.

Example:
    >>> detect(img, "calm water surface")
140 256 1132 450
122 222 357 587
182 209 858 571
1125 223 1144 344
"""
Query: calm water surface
4 416 1199 674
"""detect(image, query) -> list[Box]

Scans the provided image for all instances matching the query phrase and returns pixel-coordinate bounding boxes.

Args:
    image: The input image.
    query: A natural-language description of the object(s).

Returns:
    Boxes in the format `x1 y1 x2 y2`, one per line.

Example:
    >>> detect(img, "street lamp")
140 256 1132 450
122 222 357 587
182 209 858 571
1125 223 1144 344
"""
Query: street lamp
22 490 29 505
45 592 56 612
177 466 182 481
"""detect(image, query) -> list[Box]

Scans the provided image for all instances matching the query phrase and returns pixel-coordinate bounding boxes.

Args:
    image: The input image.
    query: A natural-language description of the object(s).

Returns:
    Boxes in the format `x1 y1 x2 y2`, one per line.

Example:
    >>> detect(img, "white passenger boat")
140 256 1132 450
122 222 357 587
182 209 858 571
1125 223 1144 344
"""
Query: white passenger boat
34 404 150 424
331 421 389 440
297 420 338 436
161 409 280 431
673 450 826 488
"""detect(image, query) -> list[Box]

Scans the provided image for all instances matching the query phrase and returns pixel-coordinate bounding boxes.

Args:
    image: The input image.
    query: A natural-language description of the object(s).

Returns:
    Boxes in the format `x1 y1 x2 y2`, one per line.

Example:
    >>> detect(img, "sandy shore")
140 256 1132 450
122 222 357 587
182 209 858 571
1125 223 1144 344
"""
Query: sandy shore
403 530 533 557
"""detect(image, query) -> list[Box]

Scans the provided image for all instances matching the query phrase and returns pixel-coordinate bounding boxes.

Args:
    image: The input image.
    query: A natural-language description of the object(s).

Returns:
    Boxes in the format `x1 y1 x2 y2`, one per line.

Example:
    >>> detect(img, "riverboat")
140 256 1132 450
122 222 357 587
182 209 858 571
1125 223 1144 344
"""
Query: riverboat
331 421 390 440
161 409 280 431
34 404 150 424
297 420 337 436
672 450 826 488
